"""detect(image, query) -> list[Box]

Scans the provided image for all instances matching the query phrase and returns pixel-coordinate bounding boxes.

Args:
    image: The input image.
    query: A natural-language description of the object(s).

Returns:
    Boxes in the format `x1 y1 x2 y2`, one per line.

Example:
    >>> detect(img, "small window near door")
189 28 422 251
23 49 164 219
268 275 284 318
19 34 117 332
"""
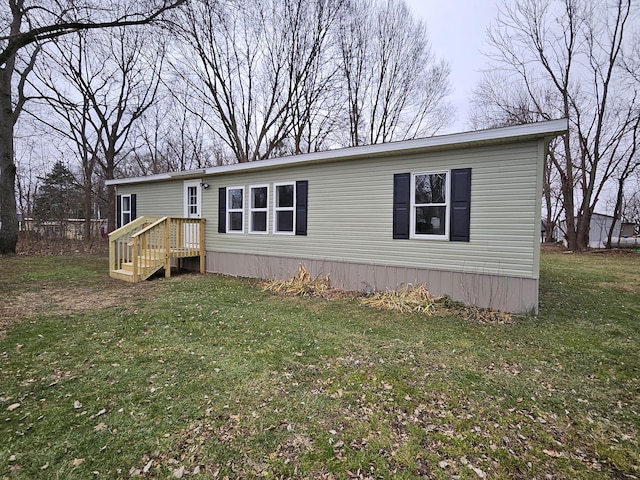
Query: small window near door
117 193 136 228
187 186 198 216
227 186 244 233
249 185 269 233
121 195 132 226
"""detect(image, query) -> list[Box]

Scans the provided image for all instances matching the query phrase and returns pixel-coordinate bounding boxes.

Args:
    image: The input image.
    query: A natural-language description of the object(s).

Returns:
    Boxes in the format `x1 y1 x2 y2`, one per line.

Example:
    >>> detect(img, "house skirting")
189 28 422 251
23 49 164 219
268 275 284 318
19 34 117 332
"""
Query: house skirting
183 252 538 314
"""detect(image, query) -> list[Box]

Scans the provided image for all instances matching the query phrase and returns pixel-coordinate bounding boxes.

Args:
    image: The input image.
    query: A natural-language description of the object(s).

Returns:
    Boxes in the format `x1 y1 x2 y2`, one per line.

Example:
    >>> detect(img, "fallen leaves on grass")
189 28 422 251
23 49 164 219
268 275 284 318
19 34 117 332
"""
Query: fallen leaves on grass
543 448 563 458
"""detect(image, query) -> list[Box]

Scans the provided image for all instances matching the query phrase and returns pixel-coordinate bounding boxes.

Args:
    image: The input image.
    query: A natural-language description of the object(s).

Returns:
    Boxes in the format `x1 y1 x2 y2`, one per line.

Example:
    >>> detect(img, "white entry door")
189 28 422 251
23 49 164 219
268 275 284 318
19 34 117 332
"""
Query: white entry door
183 180 202 248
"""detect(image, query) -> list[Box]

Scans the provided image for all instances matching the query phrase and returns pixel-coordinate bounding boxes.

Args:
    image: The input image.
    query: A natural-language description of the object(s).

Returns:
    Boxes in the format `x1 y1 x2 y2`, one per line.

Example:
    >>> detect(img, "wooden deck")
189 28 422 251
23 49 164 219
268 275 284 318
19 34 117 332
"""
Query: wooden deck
109 217 205 283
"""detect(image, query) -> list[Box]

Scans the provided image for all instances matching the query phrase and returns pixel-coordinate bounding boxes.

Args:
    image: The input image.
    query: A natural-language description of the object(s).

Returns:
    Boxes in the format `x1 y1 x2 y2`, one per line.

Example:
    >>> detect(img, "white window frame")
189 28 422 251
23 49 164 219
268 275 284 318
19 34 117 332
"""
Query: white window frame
226 186 245 234
410 171 450 240
249 184 269 234
273 182 296 235
121 194 132 226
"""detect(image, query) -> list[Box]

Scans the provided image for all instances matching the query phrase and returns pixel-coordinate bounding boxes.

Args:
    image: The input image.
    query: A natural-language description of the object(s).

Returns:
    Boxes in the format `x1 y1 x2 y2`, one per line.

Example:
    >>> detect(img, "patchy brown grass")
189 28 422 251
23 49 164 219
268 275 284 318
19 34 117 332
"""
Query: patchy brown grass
0 253 155 339
0 283 155 338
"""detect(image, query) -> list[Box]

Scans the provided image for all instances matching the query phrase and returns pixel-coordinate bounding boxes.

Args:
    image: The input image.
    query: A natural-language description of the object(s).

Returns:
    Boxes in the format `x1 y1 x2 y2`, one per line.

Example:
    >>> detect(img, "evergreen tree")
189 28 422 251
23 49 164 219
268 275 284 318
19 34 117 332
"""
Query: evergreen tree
33 162 84 228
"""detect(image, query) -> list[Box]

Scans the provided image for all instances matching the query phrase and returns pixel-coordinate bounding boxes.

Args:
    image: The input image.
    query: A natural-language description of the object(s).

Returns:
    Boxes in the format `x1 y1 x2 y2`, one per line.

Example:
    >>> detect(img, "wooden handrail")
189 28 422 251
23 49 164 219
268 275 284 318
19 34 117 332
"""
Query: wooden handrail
131 216 169 239
109 216 159 274
108 216 159 239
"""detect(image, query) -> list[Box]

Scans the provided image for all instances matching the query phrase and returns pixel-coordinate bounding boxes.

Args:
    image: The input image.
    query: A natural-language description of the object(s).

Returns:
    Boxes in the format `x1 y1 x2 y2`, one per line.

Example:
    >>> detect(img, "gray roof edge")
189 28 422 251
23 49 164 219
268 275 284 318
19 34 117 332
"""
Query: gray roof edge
106 119 568 186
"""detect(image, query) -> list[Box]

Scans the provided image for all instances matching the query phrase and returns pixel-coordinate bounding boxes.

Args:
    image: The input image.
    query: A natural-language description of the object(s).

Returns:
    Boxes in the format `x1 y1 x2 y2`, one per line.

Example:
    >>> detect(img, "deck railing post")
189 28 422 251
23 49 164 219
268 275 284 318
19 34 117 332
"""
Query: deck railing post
165 217 172 278
132 236 139 282
199 219 205 273
109 234 115 271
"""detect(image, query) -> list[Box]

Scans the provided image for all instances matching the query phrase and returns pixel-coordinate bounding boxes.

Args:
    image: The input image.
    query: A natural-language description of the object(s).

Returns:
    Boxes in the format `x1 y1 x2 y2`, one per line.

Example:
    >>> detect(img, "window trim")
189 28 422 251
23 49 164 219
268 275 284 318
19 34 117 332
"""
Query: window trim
410 171 450 240
273 181 296 235
249 184 269 234
226 186 245 234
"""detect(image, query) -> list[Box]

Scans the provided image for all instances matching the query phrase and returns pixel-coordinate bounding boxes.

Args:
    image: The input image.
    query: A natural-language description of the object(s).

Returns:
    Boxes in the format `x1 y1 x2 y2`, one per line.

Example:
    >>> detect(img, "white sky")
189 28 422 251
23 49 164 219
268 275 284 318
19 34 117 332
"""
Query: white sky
404 0 501 133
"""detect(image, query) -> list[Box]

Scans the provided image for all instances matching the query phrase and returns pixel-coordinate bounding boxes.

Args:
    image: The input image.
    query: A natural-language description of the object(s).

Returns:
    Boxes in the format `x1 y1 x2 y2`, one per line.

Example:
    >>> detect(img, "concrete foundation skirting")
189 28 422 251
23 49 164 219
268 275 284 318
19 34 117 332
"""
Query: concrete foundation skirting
194 251 538 314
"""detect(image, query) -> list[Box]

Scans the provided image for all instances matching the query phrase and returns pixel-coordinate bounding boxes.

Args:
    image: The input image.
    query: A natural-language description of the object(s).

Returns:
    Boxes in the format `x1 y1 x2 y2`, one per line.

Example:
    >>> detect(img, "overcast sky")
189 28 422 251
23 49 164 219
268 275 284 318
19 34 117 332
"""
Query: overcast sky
404 0 501 133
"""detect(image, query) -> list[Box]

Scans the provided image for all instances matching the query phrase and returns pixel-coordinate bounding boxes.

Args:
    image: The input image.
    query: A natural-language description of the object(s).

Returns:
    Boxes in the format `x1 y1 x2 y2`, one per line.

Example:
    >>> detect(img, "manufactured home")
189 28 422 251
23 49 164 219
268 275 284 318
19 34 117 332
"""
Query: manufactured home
106 119 567 313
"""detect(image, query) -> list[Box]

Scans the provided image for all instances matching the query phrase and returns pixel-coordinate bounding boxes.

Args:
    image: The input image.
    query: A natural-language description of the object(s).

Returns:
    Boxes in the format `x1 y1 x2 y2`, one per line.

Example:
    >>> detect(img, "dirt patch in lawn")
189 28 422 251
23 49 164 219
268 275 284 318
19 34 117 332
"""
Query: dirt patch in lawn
0 281 156 339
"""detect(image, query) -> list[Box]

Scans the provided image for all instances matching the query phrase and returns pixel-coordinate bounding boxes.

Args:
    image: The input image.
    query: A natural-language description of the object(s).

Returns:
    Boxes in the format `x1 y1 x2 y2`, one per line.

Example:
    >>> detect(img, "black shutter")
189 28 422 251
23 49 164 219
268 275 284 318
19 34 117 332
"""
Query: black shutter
130 194 137 221
218 187 226 233
116 194 122 228
450 168 472 242
295 180 308 236
393 173 410 239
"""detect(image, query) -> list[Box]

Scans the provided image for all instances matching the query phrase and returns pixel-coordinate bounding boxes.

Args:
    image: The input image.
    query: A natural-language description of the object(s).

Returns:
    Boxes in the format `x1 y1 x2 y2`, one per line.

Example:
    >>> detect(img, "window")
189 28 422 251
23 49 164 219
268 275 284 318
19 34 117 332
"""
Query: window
226 186 244 233
249 185 269 233
187 186 198 216
274 182 295 234
121 195 132 226
393 169 471 242
117 194 136 228
219 181 307 236
411 172 449 239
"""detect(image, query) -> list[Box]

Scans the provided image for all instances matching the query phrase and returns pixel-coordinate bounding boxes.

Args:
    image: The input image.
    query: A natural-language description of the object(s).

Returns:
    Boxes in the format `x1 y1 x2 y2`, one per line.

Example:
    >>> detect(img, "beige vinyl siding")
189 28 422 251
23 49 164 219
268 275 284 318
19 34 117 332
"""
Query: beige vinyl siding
197 140 543 280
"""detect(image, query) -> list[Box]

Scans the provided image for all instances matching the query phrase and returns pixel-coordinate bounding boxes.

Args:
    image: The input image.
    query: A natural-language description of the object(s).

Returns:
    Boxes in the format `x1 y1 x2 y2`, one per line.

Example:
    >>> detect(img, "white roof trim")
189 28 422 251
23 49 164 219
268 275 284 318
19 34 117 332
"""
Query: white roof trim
106 119 567 186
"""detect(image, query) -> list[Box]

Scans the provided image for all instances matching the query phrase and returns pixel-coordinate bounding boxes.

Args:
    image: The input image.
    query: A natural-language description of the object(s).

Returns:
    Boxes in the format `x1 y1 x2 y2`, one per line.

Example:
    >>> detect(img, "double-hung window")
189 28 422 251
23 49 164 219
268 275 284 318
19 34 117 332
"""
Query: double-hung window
116 193 136 228
274 182 295 234
249 185 269 233
412 172 449 239
226 186 244 233
121 195 132 226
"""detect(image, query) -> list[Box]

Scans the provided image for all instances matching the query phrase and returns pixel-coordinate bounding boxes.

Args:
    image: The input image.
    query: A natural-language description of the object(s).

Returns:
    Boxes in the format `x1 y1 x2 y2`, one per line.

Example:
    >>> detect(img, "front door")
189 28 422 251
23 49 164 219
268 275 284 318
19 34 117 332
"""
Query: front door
183 180 202 248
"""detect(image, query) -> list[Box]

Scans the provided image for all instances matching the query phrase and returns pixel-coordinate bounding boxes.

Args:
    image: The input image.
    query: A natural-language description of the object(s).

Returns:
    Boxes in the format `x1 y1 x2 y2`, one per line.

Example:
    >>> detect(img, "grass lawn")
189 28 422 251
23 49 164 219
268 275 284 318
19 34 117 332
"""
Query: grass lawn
1 251 639 479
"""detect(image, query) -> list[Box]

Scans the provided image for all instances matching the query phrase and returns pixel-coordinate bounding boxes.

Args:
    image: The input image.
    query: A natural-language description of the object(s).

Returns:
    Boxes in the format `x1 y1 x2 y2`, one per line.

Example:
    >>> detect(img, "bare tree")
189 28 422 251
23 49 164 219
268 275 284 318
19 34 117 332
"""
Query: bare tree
171 0 344 163
337 0 452 146
14 126 47 223
285 0 345 154
605 100 640 247
470 72 565 242
0 0 185 254
622 182 640 234
28 32 103 242
128 92 217 176
30 24 166 233
479 0 638 251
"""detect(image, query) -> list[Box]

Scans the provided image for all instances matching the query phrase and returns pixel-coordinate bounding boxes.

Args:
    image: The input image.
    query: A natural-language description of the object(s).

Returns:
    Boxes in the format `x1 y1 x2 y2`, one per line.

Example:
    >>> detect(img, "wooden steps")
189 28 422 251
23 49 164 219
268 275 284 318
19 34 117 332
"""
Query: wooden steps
110 268 135 282
109 216 205 283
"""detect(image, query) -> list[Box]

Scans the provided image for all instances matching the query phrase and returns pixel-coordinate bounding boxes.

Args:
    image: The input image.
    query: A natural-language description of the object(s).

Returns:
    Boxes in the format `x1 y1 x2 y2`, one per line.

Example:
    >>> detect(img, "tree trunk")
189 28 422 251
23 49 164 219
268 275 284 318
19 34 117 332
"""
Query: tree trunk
0 134 18 254
561 133 580 251
83 177 93 243
607 175 626 249
104 161 116 233
0 69 17 254
542 153 555 243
